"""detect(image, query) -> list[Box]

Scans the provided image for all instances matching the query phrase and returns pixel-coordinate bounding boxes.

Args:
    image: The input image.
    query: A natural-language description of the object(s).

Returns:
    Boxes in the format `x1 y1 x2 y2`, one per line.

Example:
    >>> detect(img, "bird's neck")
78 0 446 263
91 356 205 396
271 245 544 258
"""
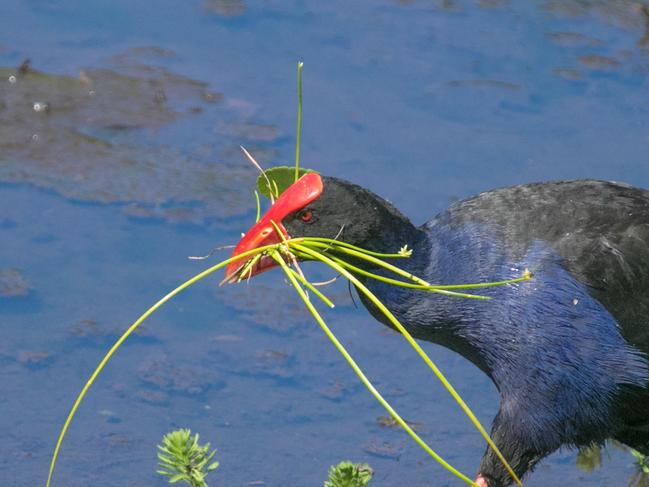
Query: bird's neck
353 223 494 375
354 199 423 255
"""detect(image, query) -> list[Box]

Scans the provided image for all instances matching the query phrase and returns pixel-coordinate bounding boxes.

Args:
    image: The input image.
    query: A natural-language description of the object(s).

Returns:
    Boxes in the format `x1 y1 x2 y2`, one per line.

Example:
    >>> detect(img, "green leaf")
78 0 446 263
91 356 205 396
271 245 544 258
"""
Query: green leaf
256 166 317 200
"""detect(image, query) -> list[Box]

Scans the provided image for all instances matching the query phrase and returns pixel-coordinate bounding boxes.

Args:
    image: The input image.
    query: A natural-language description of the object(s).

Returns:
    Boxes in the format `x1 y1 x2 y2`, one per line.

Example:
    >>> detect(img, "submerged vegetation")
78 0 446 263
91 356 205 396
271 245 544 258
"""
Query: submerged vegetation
632 449 649 475
157 429 219 487
630 449 649 487
0 54 257 222
46 63 532 487
156 428 372 487
324 461 373 487
575 442 649 487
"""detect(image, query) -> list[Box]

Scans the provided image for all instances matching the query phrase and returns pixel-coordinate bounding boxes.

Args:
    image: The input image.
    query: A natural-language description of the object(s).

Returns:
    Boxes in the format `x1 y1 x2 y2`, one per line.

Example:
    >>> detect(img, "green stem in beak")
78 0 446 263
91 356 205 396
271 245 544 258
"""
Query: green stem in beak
270 251 479 487
45 242 291 487
290 242 524 487
319 250 529 295
294 239 530 299
298 237 413 259
47 235 529 487
294 61 304 182
285 264 336 309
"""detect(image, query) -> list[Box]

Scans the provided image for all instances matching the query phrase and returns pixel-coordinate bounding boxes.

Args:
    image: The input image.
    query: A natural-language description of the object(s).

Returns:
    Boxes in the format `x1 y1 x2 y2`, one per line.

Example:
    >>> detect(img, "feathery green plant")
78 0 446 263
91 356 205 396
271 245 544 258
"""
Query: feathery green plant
157 429 219 487
324 461 373 487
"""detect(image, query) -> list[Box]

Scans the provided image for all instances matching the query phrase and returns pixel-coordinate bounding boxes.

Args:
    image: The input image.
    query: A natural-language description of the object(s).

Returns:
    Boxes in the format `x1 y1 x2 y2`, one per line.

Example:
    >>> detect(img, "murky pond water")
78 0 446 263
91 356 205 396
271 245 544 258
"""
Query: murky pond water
2 1 649 485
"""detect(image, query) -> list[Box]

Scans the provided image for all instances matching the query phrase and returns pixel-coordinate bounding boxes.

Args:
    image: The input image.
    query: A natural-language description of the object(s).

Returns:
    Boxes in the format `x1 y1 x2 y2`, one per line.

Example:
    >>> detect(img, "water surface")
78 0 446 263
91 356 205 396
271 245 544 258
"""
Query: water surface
2 1 649 485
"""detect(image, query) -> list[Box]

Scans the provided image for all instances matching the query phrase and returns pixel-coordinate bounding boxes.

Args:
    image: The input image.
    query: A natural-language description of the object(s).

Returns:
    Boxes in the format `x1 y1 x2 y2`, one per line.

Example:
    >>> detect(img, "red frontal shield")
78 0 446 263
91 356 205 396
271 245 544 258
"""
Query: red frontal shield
225 173 323 280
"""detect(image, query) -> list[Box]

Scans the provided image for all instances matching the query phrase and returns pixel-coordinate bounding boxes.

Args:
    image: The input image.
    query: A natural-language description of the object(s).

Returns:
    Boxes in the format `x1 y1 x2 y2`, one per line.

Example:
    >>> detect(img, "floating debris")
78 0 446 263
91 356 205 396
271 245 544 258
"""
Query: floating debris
137 354 223 395
203 0 246 17
0 268 30 297
17 350 51 366
318 380 350 400
552 67 584 81
376 415 423 431
252 349 294 379
66 319 102 338
579 54 620 70
362 438 403 459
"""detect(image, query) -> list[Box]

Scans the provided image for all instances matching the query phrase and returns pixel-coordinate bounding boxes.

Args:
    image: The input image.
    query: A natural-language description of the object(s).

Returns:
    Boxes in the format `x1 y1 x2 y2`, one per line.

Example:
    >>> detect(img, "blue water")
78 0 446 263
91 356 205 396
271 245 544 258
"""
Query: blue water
2 1 649 485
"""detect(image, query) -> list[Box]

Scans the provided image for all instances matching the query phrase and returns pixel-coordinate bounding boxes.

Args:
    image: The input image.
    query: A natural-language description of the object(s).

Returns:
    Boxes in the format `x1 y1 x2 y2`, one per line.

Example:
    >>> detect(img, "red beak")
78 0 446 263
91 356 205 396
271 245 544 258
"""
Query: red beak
225 173 323 281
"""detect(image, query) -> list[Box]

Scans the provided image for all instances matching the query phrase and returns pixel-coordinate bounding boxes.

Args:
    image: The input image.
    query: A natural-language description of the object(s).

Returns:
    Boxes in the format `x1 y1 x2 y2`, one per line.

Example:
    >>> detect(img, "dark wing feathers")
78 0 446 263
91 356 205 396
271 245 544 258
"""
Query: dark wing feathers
444 180 649 352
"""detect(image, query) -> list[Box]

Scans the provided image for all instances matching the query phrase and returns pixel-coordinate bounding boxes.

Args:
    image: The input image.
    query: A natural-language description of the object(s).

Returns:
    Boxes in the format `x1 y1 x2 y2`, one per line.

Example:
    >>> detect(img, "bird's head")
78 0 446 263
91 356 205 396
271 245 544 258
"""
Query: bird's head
225 172 418 280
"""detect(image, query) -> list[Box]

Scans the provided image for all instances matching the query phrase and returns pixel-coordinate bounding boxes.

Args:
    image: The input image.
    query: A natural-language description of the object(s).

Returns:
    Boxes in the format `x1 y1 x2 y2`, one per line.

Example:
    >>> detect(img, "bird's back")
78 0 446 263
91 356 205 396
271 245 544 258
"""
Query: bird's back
439 179 649 354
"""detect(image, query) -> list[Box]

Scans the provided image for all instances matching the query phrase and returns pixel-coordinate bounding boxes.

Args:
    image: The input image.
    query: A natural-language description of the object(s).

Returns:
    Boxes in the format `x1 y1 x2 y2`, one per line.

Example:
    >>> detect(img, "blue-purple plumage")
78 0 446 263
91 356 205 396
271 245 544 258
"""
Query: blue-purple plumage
282 177 649 486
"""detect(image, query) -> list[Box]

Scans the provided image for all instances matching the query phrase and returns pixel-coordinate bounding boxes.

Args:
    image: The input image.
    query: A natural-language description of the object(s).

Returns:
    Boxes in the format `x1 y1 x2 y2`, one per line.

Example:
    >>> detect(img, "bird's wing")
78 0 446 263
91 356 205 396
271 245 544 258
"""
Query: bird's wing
444 179 649 352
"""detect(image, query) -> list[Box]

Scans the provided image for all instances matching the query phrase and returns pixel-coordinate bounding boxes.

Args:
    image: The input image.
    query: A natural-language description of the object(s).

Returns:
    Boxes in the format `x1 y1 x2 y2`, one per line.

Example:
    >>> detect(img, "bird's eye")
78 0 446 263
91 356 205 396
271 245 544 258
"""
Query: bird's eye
299 210 313 223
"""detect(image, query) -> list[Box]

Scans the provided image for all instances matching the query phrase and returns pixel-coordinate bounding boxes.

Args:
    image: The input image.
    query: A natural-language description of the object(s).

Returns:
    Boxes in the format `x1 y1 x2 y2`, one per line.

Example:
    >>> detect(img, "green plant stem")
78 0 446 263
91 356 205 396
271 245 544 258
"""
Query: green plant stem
302 241 468 292
324 253 529 296
303 240 531 292
236 253 263 282
304 251 489 300
294 61 304 182
302 237 412 259
254 190 261 223
292 245 483 300
285 265 335 308
45 242 287 487
48 235 529 487
271 252 478 487
291 243 523 487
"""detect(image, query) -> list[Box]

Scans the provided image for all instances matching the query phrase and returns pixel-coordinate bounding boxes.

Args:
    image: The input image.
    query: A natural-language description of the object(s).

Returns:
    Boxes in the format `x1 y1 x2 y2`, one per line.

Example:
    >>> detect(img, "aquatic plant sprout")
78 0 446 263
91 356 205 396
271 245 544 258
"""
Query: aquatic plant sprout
45 233 529 487
157 429 219 487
